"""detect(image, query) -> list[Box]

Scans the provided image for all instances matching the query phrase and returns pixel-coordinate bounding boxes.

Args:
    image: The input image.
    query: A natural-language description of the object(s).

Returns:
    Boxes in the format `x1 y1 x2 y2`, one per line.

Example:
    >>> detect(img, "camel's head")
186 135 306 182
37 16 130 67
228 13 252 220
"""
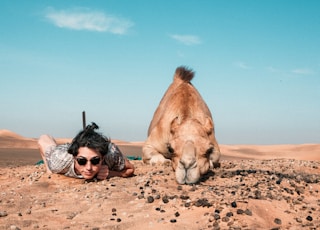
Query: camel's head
167 117 220 184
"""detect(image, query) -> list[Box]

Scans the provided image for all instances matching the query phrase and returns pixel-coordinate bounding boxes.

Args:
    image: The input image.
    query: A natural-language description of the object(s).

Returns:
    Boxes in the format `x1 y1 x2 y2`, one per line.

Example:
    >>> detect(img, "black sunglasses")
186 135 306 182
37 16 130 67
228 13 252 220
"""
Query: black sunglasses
76 156 101 166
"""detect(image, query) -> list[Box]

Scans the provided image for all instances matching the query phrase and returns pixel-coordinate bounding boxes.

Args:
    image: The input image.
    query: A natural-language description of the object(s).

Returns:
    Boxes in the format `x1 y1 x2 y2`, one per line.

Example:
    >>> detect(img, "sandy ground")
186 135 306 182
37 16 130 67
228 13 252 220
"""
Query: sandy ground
0 130 319 229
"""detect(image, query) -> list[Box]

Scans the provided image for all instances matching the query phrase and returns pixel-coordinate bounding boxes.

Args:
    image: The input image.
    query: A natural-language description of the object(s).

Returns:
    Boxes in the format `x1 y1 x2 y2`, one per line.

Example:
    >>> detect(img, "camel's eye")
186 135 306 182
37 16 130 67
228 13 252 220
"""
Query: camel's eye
167 144 174 155
205 147 214 158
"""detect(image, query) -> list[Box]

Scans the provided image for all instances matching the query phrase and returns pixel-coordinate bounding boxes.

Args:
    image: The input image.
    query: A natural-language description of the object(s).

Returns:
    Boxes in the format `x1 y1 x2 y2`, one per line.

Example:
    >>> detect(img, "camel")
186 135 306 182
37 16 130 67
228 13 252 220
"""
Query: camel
142 66 221 184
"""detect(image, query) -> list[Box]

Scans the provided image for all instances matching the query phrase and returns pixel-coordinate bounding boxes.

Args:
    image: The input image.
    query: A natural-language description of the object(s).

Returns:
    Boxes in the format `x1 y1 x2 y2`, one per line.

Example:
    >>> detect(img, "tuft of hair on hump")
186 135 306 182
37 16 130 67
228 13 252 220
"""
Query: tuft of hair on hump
174 66 194 82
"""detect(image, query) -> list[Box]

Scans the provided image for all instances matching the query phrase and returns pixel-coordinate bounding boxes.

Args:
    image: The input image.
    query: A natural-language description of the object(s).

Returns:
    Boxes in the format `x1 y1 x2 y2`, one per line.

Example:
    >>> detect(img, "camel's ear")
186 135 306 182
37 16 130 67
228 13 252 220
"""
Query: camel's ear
170 117 180 135
204 117 213 136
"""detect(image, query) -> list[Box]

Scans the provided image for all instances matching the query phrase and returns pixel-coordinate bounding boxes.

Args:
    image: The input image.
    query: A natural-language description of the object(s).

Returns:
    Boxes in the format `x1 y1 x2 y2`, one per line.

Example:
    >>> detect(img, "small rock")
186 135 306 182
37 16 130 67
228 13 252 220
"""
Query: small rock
274 218 282 225
254 190 262 199
162 196 169 203
236 209 244 214
147 196 154 203
214 214 220 220
0 211 8 217
306 215 313 221
10 225 21 230
222 216 229 222
295 187 305 195
244 209 252 216
226 212 233 217
170 219 177 223
231 201 237 208
194 198 212 207
180 195 189 200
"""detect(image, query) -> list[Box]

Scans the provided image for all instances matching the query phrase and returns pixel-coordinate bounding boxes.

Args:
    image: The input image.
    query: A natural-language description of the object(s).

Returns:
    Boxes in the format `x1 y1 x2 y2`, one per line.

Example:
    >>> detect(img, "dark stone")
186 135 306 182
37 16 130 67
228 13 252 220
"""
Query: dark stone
274 218 282 225
180 195 190 200
147 196 154 203
194 198 212 207
244 209 252 216
226 212 233 217
306 216 313 221
254 190 262 199
231 201 237 208
236 209 244 214
214 214 220 220
295 187 305 195
162 196 169 203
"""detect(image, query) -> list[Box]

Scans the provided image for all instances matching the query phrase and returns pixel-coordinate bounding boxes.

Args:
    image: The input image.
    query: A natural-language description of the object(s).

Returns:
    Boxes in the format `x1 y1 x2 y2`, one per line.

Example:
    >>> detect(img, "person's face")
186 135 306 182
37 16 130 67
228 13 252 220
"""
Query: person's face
74 147 102 179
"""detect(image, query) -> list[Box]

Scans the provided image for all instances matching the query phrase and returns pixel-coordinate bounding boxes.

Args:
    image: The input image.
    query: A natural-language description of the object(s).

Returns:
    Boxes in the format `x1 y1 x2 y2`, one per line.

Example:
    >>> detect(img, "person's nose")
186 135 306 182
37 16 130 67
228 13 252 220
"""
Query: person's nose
85 162 93 170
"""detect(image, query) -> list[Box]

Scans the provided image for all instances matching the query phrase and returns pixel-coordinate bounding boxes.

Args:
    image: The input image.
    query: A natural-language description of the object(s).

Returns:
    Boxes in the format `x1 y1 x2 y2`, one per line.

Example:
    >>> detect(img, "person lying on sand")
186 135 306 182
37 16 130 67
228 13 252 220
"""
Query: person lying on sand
38 122 135 180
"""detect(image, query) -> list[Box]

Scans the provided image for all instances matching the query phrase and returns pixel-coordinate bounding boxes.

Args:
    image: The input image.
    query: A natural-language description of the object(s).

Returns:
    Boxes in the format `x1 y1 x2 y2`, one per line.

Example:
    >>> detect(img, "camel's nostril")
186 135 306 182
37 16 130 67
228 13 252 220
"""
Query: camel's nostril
179 159 197 169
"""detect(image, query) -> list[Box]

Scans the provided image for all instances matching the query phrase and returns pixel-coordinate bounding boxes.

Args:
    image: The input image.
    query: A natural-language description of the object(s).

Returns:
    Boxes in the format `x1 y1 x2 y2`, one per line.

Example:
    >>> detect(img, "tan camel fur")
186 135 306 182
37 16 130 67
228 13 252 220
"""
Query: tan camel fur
143 66 221 184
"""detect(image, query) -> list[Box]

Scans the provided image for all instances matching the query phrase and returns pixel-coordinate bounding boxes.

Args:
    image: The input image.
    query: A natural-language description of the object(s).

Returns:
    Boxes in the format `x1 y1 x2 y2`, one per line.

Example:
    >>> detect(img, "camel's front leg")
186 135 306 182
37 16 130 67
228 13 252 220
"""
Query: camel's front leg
142 143 171 166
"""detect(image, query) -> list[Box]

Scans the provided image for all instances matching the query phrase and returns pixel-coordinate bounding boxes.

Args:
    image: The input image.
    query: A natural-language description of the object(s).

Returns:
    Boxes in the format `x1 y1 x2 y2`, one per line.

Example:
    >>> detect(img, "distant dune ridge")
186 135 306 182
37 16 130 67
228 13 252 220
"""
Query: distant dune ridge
0 129 319 161
0 130 143 149
0 129 38 149
220 144 320 161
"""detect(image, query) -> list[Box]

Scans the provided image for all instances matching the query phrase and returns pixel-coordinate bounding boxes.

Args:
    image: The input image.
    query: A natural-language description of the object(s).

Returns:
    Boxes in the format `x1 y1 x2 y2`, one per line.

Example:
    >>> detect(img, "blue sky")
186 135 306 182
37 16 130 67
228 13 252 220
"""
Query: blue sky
1 0 319 144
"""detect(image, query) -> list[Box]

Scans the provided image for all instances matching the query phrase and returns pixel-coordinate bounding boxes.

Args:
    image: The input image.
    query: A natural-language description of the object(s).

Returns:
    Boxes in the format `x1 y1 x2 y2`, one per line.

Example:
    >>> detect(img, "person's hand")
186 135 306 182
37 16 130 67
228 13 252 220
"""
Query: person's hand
97 165 109 180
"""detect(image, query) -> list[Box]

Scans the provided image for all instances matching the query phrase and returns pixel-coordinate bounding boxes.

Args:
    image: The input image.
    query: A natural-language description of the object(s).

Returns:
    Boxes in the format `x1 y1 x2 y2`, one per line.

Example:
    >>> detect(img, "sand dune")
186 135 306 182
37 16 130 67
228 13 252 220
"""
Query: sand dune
1 130 318 161
0 129 38 149
220 144 320 161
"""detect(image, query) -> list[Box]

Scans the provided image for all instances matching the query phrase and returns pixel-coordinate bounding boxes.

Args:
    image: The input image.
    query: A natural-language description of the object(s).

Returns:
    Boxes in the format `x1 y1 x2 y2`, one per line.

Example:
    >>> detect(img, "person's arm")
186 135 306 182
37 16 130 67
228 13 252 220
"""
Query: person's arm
108 158 135 178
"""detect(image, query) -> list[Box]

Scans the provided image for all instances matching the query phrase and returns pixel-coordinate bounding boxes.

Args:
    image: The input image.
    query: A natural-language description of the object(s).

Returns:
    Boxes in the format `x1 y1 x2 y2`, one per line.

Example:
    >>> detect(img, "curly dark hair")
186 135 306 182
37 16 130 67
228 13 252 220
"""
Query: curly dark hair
68 122 110 157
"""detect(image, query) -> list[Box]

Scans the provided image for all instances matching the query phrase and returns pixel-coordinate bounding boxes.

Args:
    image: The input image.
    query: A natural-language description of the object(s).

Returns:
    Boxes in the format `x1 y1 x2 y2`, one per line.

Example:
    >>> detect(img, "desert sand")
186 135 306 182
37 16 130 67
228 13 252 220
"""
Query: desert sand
0 129 319 230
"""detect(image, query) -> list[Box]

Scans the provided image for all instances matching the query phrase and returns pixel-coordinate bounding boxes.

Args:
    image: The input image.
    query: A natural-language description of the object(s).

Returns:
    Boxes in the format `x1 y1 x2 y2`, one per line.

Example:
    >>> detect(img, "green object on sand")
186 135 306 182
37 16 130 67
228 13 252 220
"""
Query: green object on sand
35 156 141 165
36 160 44 165
126 156 142 160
